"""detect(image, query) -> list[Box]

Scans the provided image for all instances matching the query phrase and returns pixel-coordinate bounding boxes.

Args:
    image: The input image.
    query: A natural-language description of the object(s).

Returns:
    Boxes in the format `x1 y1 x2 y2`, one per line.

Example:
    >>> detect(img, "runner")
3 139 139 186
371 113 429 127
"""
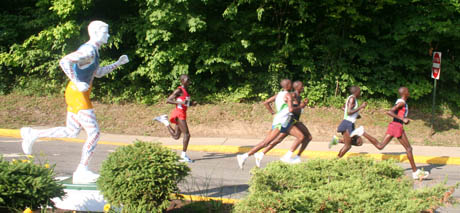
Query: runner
20 21 129 184
329 86 367 157
361 87 429 179
236 79 307 169
154 74 195 163
256 81 312 165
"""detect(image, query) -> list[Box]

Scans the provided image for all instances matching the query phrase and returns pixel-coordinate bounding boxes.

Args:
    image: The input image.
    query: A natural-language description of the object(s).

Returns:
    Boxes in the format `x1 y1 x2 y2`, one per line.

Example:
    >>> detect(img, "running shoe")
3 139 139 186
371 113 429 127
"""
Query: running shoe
237 154 247 170
350 126 364 137
254 152 264 168
21 127 37 155
291 156 301 164
280 156 293 164
329 135 339 149
179 155 194 163
153 114 170 126
412 169 429 180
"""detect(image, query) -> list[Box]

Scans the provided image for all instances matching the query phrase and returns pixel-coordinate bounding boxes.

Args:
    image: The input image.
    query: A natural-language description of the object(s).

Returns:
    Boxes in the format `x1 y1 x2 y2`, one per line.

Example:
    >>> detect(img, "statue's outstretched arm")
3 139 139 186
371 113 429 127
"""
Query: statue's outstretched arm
94 55 129 78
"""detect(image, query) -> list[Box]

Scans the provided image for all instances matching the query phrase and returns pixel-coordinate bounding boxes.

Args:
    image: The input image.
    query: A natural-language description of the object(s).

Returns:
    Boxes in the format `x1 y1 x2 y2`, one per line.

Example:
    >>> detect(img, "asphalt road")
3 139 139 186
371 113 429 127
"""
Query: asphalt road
1 137 459 212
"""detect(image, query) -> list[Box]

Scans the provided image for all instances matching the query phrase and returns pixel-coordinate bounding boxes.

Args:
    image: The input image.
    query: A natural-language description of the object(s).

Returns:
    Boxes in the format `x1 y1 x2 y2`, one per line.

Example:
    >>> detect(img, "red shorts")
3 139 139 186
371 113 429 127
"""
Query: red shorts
386 122 404 138
170 108 187 124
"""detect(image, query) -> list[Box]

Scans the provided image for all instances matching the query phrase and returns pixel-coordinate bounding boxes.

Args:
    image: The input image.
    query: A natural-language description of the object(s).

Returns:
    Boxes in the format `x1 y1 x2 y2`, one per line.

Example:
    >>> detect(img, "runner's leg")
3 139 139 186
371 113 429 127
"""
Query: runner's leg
362 133 393 150
398 132 417 172
176 119 190 152
296 122 312 156
248 129 281 156
338 131 352 158
167 121 182 140
262 133 288 154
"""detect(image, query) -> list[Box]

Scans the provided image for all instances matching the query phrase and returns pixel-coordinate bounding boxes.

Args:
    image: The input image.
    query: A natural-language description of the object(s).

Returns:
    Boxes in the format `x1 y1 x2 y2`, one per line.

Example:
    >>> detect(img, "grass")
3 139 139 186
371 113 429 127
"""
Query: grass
0 92 459 146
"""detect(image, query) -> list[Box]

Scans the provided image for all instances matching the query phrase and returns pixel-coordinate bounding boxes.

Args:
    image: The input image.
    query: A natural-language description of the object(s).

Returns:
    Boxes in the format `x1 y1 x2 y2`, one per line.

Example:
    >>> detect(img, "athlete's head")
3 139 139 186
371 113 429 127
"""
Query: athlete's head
398 87 409 98
180 74 190 87
293 81 304 93
88 21 109 44
349 86 361 98
280 79 292 91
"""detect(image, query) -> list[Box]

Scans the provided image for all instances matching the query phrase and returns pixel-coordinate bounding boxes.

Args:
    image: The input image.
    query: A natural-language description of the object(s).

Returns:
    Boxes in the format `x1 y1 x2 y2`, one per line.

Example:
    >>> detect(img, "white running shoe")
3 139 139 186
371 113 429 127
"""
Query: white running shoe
153 114 170 126
179 155 194 163
280 156 293 164
412 169 429 180
72 167 100 184
291 156 301 164
329 135 339 149
20 127 37 155
237 154 247 170
350 126 364 137
254 152 264 168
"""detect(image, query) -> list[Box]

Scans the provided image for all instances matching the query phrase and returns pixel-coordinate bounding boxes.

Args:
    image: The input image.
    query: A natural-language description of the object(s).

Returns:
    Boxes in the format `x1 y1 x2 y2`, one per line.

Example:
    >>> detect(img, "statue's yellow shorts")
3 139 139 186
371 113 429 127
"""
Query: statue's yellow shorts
65 81 93 114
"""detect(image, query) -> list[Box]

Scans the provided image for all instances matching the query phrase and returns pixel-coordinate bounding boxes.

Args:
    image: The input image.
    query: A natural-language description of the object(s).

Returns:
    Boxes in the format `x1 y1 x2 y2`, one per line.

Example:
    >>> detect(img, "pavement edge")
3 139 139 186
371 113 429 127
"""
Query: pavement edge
1 128 459 166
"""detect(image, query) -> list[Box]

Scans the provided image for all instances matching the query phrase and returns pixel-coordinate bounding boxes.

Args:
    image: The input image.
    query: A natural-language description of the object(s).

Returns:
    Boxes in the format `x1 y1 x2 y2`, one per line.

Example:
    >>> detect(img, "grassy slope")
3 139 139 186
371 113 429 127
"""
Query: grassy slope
0 93 459 147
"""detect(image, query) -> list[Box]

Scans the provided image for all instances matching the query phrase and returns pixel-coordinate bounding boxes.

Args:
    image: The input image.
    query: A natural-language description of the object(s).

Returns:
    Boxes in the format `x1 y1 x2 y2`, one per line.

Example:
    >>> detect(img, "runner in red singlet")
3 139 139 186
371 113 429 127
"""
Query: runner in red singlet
361 87 429 180
154 74 195 163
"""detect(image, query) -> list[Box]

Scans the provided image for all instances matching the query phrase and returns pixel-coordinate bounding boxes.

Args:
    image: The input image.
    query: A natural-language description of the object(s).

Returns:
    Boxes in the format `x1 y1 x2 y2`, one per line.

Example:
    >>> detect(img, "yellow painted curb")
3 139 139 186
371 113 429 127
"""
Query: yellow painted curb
2 128 460 165
175 194 238 204
166 145 460 165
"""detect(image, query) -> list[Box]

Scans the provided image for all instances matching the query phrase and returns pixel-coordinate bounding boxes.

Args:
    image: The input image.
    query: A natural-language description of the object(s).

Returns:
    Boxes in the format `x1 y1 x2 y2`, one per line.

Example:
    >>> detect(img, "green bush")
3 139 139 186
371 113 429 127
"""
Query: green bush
97 141 190 212
0 156 65 211
234 157 458 213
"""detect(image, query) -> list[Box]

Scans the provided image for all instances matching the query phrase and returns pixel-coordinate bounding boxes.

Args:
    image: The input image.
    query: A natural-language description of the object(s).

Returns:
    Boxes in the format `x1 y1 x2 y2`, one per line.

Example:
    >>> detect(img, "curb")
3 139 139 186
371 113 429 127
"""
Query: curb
174 194 238 204
1 128 460 165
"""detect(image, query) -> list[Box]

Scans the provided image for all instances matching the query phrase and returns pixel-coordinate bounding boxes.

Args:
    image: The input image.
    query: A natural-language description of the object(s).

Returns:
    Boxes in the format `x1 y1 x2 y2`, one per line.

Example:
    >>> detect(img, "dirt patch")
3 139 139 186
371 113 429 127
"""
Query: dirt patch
1 93 459 147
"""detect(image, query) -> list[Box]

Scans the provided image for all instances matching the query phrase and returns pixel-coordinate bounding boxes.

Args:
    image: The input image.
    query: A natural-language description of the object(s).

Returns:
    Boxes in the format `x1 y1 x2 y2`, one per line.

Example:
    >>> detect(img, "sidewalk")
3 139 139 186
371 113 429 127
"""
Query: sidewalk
1 128 460 165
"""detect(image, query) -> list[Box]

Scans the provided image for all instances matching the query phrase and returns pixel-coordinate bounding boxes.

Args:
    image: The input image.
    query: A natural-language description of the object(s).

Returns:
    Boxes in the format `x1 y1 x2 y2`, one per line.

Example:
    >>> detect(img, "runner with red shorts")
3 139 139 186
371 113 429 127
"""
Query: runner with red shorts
362 87 429 180
154 74 195 163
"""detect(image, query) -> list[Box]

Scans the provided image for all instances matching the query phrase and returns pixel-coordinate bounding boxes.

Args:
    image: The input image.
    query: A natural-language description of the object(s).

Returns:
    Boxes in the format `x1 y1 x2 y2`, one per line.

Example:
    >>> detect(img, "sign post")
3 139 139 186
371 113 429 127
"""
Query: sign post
430 52 441 135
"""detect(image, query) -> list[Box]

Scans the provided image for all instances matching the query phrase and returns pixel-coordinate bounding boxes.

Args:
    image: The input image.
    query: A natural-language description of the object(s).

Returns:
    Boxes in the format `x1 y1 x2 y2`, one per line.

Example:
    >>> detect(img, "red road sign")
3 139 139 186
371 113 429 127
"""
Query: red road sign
432 52 441 80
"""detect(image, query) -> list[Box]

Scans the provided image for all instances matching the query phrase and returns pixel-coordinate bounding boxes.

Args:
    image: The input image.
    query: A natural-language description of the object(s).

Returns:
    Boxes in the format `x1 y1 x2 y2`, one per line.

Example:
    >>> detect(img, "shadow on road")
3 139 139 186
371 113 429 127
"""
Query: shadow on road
193 152 237 161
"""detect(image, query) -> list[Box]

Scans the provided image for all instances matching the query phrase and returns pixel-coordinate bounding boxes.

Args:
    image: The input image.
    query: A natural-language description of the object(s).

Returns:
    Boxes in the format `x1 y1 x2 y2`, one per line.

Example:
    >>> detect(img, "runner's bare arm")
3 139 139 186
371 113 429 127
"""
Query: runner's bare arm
95 55 129 78
264 94 277 115
346 96 367 115
386 102 410 123
285 92 296 113
166 88 185 105
290 94 307 112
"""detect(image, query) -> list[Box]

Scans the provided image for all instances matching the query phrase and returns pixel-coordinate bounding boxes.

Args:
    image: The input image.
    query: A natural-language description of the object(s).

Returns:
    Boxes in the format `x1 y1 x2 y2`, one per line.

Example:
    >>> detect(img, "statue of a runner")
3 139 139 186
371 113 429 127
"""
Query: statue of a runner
20 20 129 184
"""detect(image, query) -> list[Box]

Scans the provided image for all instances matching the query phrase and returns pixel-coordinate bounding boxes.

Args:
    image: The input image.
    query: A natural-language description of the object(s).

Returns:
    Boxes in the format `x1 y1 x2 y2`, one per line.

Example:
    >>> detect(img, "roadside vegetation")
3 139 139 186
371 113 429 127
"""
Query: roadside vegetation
234 157 459 212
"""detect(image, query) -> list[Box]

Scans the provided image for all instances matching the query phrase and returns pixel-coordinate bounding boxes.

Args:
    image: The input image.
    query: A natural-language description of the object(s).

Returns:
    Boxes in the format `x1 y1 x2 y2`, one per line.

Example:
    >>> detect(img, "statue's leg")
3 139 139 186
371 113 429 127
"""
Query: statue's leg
21 111 82 155
76 109 100 167
72 109 100 184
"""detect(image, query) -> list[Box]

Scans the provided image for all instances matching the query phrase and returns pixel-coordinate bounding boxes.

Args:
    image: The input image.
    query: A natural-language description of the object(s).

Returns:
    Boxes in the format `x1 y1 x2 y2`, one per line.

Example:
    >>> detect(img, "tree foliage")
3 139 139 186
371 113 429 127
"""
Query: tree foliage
1 0 460 105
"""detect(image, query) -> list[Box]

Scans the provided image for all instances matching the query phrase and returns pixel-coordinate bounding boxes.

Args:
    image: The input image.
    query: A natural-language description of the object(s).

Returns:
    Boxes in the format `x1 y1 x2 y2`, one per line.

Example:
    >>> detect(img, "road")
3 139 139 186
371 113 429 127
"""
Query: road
0 137 459 212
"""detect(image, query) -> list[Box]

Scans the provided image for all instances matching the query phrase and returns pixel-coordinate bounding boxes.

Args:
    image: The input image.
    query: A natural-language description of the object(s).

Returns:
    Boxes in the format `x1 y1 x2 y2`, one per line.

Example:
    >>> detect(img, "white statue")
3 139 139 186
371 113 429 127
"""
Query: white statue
20 20 129 184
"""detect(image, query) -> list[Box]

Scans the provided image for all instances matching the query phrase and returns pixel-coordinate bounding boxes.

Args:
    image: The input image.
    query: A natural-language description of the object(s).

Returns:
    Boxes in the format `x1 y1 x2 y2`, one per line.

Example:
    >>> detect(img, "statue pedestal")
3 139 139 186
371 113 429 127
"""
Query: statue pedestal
52 176 106 211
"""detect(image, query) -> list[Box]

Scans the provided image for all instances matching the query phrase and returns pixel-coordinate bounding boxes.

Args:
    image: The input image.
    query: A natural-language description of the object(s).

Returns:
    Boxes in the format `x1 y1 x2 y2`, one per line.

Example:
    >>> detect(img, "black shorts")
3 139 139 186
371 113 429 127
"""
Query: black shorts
337 120 355 134
280 119 296 133
337 120 360 145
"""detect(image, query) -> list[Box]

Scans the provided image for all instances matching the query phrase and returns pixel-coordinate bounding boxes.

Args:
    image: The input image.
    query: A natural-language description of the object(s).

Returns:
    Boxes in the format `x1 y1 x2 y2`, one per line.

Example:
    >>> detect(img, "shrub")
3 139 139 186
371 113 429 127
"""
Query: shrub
0 156 65 211
97 141 190 212
234 157 459 212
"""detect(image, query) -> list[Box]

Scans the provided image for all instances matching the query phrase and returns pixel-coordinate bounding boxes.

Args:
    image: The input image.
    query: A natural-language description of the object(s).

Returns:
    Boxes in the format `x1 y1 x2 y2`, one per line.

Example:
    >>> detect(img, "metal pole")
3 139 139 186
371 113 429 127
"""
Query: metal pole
430 78 437 136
